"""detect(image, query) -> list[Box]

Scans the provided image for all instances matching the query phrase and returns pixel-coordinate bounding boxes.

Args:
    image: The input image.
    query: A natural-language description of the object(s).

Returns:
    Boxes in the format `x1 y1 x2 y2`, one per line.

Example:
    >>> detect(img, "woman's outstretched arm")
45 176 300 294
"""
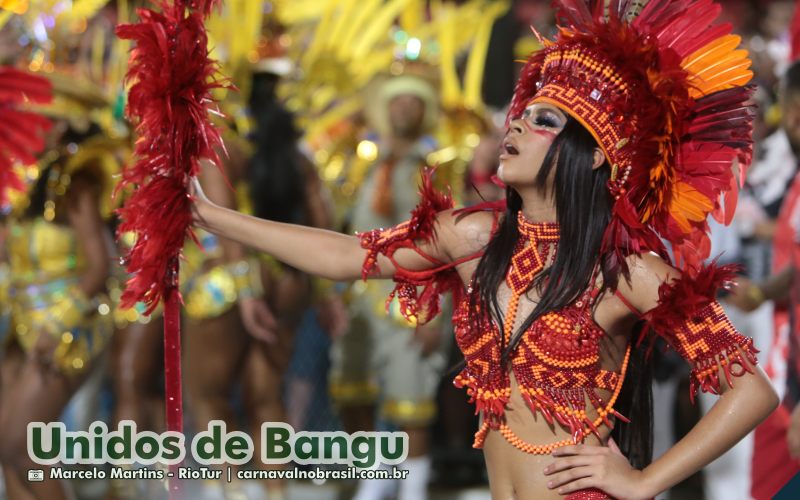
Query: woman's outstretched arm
194 197 365 280
190 178 458 282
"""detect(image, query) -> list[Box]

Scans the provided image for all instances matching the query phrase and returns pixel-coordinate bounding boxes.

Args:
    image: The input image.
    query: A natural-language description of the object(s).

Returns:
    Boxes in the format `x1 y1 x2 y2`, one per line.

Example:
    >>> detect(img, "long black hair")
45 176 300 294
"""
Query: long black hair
469 116 653 468
247 72 304 224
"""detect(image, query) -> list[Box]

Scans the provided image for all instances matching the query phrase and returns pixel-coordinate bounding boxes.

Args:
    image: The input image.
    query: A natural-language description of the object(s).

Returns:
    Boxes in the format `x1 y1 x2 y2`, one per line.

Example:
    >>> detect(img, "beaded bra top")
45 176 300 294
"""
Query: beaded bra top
452 213 630 453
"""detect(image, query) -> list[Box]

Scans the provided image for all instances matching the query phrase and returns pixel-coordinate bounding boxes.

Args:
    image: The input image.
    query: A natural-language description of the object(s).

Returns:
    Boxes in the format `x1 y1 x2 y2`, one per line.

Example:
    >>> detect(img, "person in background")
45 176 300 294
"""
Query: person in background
330 73 449 500
729 58 800 500
181 59 333 500
0 76 116 500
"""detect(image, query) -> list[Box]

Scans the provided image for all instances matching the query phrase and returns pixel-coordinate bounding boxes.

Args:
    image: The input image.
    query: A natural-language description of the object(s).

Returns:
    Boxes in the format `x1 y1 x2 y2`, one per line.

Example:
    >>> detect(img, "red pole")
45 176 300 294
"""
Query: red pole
163 257 183 497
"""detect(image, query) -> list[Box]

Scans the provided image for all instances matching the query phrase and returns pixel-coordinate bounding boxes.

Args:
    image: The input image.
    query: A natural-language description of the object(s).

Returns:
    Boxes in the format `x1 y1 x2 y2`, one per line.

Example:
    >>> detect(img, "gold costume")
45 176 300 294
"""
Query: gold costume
2 119 124 371
5 162 114 374
180 227 267 321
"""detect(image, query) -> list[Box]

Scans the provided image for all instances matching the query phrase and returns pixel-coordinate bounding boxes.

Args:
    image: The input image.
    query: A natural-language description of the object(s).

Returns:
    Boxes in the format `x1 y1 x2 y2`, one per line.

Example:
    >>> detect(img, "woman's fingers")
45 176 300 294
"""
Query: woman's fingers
545 444 612 494
239 298 277 343
188 177 205 200
556 477 597 495
544 455 598 474
188 177 212 225
548 441 647 499
545 464 595 489
255 301 278 330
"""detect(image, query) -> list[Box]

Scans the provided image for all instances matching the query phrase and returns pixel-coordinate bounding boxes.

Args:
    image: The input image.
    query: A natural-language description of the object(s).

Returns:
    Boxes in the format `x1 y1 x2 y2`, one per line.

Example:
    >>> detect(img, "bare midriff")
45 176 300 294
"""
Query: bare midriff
482 371 612 500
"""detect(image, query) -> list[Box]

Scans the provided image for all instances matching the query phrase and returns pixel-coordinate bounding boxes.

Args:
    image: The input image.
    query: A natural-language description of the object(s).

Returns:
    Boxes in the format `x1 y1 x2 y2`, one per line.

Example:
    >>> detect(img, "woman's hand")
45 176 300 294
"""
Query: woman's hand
724 277 764 312
238 297 278 343
188 176 212 226
543 439 654 499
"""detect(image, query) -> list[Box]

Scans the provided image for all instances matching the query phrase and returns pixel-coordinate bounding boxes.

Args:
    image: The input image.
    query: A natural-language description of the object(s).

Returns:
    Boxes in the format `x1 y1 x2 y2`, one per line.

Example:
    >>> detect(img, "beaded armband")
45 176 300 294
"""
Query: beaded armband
666 301 758 402
358 168 463 326
642 263 760 403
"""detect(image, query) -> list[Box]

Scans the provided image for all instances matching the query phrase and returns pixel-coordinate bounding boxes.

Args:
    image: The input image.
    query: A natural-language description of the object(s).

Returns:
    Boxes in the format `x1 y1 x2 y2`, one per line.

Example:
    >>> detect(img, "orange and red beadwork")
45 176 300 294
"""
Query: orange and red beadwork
455 214 631 454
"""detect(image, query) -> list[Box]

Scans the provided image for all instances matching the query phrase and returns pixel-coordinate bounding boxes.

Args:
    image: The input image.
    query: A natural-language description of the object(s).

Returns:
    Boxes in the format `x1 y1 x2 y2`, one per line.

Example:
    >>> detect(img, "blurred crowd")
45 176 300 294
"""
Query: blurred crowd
2 1 800 499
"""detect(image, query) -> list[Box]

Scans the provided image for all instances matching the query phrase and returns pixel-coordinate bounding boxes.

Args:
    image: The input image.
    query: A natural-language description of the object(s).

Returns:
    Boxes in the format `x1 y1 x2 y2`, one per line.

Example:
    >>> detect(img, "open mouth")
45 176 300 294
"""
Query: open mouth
503 141 520 156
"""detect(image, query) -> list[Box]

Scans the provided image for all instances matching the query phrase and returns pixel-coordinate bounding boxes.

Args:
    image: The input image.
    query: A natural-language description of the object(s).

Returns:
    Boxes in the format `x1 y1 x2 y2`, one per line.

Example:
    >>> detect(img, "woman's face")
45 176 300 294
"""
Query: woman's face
498 102 567 187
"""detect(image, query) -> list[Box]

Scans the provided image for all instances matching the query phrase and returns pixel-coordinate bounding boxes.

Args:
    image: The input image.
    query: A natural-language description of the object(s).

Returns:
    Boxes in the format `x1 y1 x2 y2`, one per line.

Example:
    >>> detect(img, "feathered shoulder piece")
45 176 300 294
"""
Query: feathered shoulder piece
510 0 754 274
359 168 489 325
0 67 52 207
642 260 739 333
360 167 454 280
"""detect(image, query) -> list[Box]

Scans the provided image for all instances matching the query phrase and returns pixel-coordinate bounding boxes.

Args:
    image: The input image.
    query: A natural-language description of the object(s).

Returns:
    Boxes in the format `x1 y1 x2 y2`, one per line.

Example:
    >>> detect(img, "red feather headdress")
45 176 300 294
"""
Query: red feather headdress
0 67 52 207
509 0 754 273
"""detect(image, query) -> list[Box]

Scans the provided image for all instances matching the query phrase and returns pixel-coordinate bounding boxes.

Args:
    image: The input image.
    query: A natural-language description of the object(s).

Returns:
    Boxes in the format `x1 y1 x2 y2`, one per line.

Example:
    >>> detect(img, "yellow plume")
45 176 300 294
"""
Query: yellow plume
683 35 753 98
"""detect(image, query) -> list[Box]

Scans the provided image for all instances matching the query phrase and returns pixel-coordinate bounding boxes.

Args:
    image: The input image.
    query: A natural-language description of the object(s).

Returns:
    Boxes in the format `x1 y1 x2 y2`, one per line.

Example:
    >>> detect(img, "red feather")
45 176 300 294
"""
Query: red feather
555 0 594 29
792 0 800 61
115 0 227 310
634 0 692 33
0 67 52 207
655 1 719 52
642 260 739 332
360 167 453 280
672 23 732 60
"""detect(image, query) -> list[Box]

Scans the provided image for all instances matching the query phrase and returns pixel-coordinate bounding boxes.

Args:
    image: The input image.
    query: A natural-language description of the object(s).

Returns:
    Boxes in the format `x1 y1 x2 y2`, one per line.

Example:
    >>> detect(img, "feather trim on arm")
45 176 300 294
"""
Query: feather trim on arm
358 167 483 325
641 262 759 403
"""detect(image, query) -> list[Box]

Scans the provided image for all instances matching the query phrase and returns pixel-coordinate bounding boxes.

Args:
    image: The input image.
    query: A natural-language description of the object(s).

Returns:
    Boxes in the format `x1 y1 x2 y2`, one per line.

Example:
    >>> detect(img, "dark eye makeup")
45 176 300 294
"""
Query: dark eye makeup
534 114 561 128
522 106 564 129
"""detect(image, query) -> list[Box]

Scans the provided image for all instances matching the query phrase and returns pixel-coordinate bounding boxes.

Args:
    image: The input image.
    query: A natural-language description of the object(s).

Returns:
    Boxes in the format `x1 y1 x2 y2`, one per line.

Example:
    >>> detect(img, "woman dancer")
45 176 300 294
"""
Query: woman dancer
189 1 778 498
183 66 332 499
0 100 115 499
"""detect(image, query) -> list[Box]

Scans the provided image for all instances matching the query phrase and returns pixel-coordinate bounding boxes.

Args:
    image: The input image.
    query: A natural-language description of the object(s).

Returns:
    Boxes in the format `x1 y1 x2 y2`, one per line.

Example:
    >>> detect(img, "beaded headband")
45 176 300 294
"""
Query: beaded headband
510 0 755 272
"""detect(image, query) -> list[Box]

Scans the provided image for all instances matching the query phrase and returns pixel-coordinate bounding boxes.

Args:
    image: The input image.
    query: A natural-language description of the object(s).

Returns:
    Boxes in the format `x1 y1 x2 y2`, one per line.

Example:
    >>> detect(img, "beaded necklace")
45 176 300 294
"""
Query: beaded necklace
502 213 560 343
469 212 631 454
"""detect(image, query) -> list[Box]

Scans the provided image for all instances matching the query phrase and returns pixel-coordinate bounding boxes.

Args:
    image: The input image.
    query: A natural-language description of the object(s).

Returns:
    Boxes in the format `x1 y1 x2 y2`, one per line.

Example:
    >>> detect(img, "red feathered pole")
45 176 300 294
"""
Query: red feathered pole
0 67 52 207
116 1 225 496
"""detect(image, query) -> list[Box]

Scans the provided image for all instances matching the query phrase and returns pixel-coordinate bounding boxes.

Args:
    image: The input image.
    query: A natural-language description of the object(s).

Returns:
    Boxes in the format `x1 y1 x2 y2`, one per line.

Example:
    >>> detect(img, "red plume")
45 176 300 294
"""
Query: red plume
792 0 800 61
0 67 52 207
115 0 226 312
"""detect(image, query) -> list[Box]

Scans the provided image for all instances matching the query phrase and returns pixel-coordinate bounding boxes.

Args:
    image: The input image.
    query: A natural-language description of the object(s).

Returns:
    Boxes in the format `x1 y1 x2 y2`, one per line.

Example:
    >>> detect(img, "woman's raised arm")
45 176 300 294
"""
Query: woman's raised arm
190 178 458 282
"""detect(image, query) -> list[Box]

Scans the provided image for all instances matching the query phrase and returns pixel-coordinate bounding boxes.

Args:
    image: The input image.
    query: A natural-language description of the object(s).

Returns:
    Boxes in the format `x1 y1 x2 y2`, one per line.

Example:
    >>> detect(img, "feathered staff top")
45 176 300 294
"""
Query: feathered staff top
0 67 52 207
509 0 755 274
115 0 226 311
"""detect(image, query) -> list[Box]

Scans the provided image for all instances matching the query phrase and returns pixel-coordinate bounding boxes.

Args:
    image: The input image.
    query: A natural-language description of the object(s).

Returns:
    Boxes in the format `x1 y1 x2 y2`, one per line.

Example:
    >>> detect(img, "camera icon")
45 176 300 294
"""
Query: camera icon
27 470 45 482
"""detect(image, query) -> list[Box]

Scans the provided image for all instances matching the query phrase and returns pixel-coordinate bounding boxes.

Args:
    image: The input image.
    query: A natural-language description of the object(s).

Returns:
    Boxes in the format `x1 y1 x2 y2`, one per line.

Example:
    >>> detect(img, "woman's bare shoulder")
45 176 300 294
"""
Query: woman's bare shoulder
615 252 680 314
436 208 498 261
